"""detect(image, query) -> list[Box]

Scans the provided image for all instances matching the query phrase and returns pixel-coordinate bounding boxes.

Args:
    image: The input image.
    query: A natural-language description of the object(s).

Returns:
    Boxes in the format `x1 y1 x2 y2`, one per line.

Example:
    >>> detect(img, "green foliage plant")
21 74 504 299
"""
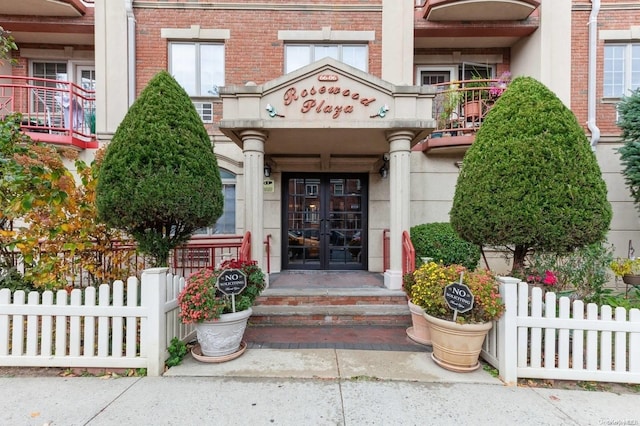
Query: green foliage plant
617 88 640 212
410 261 504 324
410 222 480 270
450 76 612 274
520 243 614 303
0 26 17 65
1 117 136 289
178 259 265 324
96 70 223 267
166 337 187 367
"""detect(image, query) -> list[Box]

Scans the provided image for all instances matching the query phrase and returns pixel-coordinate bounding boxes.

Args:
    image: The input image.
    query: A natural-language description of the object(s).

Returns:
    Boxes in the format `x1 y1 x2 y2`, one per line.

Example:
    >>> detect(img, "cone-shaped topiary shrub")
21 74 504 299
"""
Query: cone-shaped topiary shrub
410 222 480 270
450 76 612 274
96 71 223 266
617 88 640 214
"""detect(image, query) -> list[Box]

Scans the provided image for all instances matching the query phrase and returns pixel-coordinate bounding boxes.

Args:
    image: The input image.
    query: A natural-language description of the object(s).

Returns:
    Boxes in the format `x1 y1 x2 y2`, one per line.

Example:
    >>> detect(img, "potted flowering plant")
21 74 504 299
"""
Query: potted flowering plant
410 261 504 372
488 71 511 100
178 259 265 358
610 258 640 285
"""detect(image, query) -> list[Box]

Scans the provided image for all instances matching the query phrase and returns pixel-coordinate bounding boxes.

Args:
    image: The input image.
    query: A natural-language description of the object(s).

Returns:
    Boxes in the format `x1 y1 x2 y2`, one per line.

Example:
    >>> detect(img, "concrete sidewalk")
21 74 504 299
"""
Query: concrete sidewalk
1 349 639 425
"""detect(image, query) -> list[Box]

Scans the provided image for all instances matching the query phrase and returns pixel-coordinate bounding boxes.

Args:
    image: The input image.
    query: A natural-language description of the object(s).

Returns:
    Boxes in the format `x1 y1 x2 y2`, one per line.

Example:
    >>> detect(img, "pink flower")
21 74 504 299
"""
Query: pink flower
542 270 557 286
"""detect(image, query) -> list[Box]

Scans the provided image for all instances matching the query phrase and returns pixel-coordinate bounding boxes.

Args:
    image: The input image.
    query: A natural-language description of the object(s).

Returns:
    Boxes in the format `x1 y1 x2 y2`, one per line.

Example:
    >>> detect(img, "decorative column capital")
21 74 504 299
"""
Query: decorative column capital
385 129 416 144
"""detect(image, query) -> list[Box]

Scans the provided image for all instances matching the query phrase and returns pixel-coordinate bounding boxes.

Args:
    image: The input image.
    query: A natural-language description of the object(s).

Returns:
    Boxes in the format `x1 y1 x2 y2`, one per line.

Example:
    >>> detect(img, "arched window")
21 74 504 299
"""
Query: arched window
194 169 236 235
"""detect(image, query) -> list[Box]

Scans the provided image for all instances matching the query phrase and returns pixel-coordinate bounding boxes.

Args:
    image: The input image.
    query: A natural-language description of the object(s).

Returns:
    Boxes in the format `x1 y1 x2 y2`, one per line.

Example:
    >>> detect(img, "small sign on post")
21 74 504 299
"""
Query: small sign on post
443 273 474 322
216 269 247 312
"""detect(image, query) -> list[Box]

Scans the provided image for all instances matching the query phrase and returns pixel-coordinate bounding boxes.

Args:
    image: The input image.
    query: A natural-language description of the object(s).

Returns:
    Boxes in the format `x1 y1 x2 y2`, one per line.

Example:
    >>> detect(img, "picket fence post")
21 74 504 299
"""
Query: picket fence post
497 276 519 385
141 267 169 376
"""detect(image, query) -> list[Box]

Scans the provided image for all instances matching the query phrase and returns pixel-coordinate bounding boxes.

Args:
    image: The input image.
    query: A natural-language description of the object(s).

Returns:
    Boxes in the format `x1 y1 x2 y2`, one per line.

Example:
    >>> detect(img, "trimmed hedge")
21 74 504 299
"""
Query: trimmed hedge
410 222 480 270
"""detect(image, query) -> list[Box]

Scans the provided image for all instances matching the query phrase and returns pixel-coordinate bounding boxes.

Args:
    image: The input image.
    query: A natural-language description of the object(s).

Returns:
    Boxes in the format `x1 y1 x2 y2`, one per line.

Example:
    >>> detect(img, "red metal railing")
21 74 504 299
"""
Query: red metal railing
430 78 503 138
383 229 416 275
402 230 416 275
172 235 246 278
239 231 251 263
383 229 390 272
6 235 258 287
0 75 97 149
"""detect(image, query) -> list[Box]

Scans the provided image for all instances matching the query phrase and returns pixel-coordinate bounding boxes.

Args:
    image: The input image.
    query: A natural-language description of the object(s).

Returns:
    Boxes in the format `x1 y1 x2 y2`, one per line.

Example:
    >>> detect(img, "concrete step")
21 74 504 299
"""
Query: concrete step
252 287 411 326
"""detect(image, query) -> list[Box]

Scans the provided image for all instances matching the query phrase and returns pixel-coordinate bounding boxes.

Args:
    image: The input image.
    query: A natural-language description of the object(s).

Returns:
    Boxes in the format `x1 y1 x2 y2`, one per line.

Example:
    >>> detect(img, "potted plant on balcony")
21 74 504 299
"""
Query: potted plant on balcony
178 259 265 361
463 75 488 125
435 83 462 133
488 71 512 100
411 261 504 372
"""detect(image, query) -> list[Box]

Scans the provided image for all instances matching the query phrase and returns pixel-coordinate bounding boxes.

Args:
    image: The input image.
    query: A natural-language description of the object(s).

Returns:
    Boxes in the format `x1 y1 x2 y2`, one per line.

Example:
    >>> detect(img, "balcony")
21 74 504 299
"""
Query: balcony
0 1 94 46
414 0 539 49
0 75 97 150
0 0 90 17
418 0 539 22
416 78 504 154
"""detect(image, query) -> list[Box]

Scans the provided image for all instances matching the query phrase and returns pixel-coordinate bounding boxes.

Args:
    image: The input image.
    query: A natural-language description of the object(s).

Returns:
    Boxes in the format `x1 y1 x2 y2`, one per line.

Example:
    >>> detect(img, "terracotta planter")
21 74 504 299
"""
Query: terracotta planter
423 312 492 373
406 300 431 345
464 100 482 120
622 274 640 286
195 307 252 357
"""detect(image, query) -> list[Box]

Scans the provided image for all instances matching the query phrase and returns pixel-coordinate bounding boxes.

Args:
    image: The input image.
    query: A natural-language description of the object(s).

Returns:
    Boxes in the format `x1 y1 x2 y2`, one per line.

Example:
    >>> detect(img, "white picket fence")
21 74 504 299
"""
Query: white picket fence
483 277 640 385
0 268 194 376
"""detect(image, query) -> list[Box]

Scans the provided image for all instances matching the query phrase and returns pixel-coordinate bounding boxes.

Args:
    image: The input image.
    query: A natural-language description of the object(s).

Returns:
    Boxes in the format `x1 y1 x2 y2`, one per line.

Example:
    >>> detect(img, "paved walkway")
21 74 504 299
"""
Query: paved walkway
2 348 639 425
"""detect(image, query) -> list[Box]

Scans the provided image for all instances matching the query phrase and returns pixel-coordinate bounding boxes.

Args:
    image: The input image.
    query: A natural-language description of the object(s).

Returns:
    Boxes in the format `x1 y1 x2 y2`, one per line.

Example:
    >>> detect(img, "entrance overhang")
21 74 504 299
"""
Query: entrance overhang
219 58 435 172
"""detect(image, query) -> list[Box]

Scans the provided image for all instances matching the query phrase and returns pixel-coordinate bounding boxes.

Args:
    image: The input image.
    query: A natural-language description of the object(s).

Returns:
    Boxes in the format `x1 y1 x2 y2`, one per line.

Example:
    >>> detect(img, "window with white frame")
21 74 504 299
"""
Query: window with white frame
284 44 368 74
194 169 236 235
169 42 224 97
604 43 640 98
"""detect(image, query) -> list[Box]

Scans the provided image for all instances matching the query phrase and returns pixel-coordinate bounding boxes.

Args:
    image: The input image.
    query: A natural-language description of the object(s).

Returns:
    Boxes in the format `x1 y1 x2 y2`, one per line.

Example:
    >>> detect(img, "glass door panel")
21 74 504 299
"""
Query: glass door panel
283 174 366 270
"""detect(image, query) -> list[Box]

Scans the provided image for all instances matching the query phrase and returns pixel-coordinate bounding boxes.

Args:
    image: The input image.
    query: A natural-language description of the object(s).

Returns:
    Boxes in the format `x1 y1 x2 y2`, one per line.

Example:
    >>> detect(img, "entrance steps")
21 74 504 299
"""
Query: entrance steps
251 288 411 326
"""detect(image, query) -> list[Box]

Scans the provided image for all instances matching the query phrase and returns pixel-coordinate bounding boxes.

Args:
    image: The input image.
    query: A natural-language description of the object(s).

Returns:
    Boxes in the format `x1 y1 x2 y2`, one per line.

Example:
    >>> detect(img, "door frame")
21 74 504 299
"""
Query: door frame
281 173 368 271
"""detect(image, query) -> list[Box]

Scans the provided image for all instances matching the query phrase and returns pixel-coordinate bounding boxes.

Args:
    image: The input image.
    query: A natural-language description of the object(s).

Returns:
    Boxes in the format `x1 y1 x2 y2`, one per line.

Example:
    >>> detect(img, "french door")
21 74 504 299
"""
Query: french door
283 174 367 270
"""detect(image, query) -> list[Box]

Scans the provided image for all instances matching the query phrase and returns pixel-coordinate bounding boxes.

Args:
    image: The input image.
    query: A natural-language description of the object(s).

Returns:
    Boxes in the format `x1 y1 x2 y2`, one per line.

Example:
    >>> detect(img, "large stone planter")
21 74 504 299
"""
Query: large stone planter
406 299 431 345
195 307 252 357
423 312 492 373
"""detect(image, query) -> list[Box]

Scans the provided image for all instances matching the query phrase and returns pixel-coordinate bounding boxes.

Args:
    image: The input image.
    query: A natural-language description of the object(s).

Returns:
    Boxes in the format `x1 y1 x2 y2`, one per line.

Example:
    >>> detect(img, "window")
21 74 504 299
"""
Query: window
604 43 640 98
193 101 213 123
194 169 236 235
284 44 368 73
31 62 68 124
169 42 224 97
32 62 67 81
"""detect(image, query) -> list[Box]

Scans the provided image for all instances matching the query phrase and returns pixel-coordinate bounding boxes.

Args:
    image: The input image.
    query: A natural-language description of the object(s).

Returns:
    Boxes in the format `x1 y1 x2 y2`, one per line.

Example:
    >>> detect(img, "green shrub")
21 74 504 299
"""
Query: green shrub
0 268 36 293
518 243 613 303
410 222 480 270
450 76 612 274
617 88 640 213
96 71 223 266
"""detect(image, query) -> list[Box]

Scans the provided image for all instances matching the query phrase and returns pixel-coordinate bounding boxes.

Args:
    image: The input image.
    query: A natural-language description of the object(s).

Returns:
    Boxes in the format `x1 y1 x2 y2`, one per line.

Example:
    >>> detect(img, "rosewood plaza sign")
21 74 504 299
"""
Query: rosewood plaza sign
282 74 377 119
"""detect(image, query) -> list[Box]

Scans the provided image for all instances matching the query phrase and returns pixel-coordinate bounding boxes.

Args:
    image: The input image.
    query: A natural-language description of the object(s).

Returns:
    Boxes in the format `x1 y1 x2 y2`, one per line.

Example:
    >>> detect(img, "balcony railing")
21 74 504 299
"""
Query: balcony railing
421 78 505 153
0 75 97 149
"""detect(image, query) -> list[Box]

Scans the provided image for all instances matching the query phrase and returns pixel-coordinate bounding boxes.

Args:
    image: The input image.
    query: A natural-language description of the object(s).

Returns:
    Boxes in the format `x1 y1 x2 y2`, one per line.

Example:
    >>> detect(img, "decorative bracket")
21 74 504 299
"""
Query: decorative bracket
265 104 285 118
370 104 390 118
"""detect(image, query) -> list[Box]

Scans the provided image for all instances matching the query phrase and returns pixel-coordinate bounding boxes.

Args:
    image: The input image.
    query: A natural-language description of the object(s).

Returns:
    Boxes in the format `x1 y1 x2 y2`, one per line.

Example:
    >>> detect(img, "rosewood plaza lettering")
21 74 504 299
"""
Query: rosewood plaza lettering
283 79 376 119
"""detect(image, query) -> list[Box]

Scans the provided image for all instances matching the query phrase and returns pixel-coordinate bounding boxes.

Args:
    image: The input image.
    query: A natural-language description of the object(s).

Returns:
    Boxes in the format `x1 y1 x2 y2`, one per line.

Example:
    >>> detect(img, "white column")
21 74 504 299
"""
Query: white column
381 0 414 85
241 130 267 270
95 0 130 142
383 130 413 290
